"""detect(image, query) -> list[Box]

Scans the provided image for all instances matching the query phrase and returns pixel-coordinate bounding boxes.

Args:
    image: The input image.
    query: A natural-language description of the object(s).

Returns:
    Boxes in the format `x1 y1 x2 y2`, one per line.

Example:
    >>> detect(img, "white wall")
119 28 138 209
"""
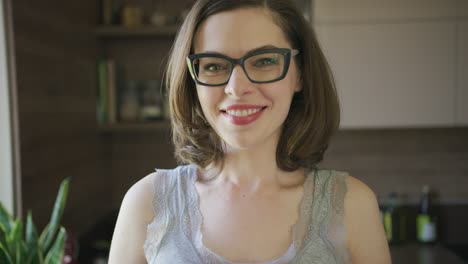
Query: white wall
0 0 15 213
314 0 468 128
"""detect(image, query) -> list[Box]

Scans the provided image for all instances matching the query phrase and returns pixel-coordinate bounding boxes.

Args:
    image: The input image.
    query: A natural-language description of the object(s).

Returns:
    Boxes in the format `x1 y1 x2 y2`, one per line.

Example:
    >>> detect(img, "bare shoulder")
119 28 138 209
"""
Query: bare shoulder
344 175 377 210
108 172 158 264
123 173 156 217
116 172 157 226
343 175 391 264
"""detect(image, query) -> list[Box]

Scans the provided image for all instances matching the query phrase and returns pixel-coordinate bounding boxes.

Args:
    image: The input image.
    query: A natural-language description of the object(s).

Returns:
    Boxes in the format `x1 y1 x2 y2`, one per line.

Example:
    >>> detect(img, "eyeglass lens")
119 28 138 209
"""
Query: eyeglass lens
193 52 285 85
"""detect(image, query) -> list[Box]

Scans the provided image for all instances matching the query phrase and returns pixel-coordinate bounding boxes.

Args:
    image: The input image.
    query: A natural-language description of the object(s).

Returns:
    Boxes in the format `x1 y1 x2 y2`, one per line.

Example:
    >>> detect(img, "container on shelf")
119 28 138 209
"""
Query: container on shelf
381 192 408 244
121 4 144 27
140 80 163 120
120 80 140 121
416 185 438 244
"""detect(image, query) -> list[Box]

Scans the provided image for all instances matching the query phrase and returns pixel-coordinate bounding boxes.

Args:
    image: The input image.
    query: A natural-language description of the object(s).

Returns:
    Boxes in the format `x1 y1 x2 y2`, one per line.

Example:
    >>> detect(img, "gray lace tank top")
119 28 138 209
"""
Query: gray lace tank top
144 165 351 264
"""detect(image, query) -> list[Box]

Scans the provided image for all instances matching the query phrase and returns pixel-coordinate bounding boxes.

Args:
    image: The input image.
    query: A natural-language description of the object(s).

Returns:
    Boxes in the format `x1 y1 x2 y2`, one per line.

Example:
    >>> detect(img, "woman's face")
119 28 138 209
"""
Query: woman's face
193 8 301 151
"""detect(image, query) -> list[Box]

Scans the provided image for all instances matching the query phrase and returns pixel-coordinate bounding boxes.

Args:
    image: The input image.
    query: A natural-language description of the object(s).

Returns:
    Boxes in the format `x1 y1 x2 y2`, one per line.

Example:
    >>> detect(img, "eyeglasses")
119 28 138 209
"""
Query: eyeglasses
186 48 300 86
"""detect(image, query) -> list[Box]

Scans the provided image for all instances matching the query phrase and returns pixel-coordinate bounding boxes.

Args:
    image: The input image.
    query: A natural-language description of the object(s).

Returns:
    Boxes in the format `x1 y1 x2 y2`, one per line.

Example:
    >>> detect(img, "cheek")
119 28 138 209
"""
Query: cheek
268 79 298 103
196 87 222 118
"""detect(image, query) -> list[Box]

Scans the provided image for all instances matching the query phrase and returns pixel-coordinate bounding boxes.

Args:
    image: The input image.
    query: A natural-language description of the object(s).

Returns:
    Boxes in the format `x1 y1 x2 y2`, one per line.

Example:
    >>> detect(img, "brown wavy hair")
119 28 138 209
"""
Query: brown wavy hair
166 0 340 171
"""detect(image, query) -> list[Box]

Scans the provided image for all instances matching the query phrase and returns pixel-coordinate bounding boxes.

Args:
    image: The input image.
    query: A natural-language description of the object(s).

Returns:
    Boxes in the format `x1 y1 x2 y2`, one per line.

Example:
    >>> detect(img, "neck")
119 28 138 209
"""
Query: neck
202 139 304 194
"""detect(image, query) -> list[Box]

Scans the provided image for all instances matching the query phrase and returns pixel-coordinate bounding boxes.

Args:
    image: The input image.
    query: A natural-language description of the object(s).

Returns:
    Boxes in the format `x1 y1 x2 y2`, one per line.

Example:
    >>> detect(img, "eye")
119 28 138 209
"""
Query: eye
203 63 225 72
253 57 278 67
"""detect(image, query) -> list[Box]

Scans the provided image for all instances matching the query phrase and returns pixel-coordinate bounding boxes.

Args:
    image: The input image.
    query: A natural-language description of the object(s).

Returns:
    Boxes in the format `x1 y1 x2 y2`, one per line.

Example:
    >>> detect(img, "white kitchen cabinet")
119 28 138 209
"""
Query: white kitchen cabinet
315 22 456 128
456 21 468 125
314 0 462 23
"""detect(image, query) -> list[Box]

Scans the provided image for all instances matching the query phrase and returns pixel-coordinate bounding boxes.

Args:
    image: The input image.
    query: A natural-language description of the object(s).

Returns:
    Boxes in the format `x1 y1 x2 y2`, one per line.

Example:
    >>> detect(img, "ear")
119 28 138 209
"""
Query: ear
294 76 303 92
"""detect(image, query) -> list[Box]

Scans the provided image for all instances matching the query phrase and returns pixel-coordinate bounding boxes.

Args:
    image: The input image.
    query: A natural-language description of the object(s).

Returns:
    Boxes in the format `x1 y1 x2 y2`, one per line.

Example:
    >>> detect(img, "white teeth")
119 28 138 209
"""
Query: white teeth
226 108 262 117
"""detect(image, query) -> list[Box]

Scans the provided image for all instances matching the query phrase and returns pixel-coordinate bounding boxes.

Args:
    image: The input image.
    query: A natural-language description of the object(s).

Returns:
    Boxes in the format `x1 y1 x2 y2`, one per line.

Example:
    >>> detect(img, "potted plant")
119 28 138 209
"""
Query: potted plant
0 178 70 264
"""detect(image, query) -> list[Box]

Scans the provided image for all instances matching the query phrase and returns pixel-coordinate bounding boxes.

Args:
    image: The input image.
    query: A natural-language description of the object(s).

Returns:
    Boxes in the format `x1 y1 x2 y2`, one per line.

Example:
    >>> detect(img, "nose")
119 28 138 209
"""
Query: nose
224 65 253 98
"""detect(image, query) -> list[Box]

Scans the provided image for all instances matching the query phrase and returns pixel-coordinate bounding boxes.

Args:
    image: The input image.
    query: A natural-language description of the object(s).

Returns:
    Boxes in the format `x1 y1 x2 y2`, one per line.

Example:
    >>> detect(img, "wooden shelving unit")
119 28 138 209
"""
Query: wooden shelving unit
98 121 171 132
95 24 177 132
94 25 179 37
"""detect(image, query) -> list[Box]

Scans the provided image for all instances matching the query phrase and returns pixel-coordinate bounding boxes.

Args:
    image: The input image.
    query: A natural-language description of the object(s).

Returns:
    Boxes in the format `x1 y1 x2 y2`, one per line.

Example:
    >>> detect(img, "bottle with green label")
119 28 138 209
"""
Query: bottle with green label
416 185 437 243
382 192 407 244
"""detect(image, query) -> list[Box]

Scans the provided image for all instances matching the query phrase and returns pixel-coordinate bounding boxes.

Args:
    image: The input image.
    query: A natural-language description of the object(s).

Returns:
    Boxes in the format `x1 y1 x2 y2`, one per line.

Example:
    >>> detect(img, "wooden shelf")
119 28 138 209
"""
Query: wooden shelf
94 25 178 37
98 121 171 132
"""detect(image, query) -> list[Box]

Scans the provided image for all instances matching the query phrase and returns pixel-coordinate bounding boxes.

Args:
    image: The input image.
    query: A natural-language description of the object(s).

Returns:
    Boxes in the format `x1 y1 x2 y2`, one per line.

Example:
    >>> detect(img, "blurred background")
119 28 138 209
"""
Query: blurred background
0 0 467 263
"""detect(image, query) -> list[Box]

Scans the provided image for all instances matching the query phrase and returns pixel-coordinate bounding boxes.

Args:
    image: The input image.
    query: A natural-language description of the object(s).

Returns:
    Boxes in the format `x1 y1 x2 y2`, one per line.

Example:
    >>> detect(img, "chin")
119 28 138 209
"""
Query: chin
221 133 276 153
223 138 257 152
218 133 255 149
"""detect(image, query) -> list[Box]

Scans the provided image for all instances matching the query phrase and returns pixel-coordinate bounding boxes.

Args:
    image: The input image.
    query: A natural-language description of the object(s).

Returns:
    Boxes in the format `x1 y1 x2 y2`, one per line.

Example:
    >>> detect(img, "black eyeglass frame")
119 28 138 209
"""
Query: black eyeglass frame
186 48 300 86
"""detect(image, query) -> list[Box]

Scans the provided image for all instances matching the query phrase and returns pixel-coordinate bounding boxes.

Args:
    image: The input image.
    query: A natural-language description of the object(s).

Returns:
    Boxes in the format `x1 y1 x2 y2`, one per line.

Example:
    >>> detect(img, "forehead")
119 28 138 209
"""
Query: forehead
193 8 290 56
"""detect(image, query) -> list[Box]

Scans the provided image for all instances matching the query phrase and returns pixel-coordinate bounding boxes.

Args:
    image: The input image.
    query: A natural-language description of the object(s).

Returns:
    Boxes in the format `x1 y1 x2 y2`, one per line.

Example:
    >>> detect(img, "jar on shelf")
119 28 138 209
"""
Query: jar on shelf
121 3 144 27
150 11 168 26
120 80 140 121
140 80 163 120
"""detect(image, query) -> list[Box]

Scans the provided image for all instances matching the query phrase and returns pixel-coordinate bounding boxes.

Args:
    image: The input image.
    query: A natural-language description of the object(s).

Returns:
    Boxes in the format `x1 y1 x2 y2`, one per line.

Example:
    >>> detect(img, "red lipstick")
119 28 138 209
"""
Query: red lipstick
221 104 266 126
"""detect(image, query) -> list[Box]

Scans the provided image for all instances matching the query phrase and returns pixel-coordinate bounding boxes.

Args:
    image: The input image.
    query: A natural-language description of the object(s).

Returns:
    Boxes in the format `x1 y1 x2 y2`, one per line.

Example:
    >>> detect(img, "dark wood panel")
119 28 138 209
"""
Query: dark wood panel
20 130 100 156
18 111 98 134
95 25 178 37
98 121 170 132
109 132 177 205
12 0 97 31
21 157 109 234
18 95 95 115
321 128 468 204
12 0 111 239
330 128 468 154
20 138 102 176
15 48 97 98
390 243 466 264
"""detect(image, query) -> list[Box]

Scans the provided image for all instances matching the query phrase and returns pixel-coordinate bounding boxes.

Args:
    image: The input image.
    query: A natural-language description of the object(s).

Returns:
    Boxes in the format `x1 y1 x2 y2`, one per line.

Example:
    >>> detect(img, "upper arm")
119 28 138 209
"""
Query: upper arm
108 173 156 264
344 176 391 264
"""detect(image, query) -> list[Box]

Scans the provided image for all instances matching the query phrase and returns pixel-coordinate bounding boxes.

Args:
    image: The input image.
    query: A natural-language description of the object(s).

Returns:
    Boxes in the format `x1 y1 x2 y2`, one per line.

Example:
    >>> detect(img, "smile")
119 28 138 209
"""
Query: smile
221 105 267 126
225 108 262 117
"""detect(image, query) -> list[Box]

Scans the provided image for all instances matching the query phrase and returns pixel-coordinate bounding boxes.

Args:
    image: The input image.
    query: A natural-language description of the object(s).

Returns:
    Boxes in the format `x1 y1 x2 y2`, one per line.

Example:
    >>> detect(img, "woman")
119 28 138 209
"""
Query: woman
109 0 391 263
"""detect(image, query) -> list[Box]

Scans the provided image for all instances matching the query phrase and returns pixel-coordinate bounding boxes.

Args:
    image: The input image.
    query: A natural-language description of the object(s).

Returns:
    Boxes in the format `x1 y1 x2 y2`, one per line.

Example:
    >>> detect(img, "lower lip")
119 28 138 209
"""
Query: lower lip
222 108 264 125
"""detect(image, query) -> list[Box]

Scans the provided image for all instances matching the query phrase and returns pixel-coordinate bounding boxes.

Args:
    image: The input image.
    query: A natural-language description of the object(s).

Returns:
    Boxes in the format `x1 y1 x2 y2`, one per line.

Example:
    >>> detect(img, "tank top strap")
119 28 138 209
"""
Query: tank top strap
144 165 198 262
292 169 351 263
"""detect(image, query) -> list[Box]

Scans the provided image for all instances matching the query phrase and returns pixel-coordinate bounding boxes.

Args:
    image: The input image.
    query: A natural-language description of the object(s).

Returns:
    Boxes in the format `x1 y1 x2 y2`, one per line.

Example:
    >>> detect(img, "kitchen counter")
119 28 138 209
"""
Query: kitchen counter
390 243 466 264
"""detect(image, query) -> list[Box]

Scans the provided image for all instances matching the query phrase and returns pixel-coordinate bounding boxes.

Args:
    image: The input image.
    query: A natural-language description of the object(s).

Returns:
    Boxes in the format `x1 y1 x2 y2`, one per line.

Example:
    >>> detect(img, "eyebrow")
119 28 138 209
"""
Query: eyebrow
200 45 280 56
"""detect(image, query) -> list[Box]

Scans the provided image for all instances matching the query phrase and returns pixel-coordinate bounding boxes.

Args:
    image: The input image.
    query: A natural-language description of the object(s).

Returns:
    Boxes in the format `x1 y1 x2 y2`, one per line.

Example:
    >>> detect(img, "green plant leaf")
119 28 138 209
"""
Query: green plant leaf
24 212 40 264
15 240 20 264
8 220 23 263
38 223 49 244
27 246 44 264
23 246 37 264
44 227 66 264
0 242 13 264
37 247 44 264
17 241 28 264
0 203 13 234
24 252 38 264
0 223 7 251
25 212 38 245
39 178 70 254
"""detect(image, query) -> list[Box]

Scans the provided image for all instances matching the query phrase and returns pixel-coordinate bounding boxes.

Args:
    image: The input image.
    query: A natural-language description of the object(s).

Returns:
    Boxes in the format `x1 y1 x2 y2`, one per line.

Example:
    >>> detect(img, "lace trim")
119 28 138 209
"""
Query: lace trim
291 170 351 264
143 169 177 262
144 166 351 264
